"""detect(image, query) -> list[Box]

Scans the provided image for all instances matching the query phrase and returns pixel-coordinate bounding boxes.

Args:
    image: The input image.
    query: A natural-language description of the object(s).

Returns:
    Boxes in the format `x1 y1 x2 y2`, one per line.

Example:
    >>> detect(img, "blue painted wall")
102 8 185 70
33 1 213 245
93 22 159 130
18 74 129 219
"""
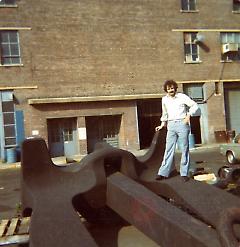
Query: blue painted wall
15 110 25 160
16 110 25 146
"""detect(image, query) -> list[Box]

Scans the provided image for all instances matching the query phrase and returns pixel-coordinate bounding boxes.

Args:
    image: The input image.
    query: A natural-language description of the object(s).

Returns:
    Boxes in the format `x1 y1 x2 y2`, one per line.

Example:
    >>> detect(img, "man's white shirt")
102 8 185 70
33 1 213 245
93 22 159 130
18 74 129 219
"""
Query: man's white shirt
160 93 199 122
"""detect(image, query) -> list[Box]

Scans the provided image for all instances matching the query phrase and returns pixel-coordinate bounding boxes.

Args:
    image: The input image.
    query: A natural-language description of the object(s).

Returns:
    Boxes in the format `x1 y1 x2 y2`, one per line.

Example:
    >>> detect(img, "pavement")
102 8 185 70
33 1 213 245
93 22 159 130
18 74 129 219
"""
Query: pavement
0 142 221 170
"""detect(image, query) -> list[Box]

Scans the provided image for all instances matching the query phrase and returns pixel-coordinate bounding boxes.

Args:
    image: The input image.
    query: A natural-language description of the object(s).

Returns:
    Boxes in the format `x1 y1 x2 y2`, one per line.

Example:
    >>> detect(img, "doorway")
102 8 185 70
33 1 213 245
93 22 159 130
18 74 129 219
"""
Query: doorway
86 115 121 153
190 116 202 144
47 118 78 157
137 99 162 149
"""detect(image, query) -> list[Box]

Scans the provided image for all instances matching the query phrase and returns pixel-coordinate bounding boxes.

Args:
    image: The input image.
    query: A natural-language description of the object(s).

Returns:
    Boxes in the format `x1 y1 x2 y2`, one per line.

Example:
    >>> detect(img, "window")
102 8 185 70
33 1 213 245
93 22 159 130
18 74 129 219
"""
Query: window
181 0 196 11
220 32 240 61
0 31 21 65
0 91 16 147
233 0 240 12
63 122 73 142
183 83 204 102
183 32 200 63
63 128 73 142
0 0 16 6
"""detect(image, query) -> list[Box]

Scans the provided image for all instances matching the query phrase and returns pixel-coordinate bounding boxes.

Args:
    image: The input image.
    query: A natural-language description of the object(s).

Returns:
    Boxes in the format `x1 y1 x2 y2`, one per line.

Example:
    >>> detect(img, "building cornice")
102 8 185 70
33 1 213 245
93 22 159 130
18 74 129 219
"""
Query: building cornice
27 79 240 104
172 29 240 32
0 27 31 30
178 79 240 84
0 86 38 90
28 93 165 105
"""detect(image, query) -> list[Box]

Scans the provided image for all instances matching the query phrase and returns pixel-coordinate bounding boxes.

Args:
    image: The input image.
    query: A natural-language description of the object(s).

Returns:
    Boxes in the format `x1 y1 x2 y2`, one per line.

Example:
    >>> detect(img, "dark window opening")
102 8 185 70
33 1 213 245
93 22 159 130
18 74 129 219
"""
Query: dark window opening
233 0 240 11
0 31 21 65
184 32 200 62
181 0 196 11
0 0 16 6
0 91 17 147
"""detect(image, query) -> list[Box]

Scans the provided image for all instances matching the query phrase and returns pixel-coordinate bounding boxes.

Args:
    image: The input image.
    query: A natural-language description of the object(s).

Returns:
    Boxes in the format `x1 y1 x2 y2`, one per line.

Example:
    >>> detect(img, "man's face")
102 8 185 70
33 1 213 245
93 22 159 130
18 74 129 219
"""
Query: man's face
166 85 177 97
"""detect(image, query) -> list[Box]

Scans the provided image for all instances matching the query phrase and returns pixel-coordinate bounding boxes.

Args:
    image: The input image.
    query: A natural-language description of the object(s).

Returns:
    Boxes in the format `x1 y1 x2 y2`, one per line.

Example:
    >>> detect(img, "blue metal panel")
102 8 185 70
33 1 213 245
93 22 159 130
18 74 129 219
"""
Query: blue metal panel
16 110 25 146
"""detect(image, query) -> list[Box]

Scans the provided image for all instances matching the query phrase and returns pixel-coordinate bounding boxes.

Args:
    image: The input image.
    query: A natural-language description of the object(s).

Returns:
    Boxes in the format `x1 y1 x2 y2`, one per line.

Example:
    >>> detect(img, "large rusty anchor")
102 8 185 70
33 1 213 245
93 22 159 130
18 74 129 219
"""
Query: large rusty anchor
21 132 240 247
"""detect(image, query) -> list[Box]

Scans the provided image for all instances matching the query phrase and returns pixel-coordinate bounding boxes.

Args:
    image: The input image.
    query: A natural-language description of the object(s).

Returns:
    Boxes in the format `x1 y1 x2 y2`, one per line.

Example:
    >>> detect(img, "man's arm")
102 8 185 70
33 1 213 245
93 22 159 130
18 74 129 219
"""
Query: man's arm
184 94 199 116
183 94 199 124
155 99 168 131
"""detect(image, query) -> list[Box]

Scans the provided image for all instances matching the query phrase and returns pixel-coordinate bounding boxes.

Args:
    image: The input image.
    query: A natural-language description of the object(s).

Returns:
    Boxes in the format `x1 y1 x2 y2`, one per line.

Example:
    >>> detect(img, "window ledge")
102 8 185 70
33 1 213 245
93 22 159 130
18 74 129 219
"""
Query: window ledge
232 10 240 14
197 101 206 105
220 60 236 63
4 145 17 148
184 60 202 64
180 10 199 13
0 5 18 8
0 64 23 67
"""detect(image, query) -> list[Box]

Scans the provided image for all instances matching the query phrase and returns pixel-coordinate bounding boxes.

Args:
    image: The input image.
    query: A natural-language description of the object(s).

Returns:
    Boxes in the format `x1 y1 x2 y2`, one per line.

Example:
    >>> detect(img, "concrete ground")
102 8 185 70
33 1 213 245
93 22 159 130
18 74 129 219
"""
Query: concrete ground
0 168 21 220
0 143 226 247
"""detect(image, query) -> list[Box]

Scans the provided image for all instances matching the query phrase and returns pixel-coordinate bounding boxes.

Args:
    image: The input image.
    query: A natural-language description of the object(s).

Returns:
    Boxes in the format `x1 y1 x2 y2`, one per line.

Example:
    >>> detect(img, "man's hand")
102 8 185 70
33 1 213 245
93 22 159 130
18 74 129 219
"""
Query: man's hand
155 126 162 131
183 115 190 125
155 122 166 131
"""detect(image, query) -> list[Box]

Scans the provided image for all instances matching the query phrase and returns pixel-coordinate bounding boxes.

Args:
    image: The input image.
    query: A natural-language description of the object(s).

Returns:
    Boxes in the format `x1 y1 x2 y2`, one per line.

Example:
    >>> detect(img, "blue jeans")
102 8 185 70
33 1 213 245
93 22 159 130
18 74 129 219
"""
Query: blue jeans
157 120 190 177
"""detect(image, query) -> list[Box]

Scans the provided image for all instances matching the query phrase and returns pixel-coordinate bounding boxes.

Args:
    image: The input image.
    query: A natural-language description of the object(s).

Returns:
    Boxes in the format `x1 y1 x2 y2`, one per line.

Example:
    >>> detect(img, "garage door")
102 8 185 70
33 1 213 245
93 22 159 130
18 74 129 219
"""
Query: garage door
225 89 240 134
86 115 121 153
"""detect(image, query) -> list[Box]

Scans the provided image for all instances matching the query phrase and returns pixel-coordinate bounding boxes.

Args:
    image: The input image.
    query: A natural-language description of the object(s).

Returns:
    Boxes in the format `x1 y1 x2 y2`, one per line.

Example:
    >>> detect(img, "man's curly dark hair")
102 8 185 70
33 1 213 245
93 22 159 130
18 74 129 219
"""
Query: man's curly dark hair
163 79 178 92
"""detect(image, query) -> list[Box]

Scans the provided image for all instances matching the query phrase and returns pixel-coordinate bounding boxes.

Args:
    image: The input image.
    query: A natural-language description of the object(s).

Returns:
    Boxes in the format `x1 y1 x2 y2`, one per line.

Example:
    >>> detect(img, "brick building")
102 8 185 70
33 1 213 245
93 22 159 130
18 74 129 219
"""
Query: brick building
0 0 240 160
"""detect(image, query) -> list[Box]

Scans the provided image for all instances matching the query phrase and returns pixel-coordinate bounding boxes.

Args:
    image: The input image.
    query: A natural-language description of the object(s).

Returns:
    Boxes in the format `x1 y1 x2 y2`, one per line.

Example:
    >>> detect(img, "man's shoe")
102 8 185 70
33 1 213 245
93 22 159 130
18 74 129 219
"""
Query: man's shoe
155 175 165 181
181 176 190 182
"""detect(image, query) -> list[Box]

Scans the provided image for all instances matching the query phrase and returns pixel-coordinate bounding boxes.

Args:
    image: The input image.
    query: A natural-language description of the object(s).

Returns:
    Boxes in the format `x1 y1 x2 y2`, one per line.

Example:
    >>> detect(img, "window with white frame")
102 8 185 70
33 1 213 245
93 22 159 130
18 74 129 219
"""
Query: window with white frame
0 31 21 65
0 0 16 6
220 32 240 61
183 32 200 63
233 0 240 12
0 91 16 147
181 0 196 11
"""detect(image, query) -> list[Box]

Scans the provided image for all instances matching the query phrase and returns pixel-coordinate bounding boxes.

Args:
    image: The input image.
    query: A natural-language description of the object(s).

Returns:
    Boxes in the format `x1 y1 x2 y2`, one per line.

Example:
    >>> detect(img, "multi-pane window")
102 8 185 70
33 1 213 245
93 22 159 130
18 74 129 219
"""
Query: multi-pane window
63 122 73 142
220 32 240 61
181 0 196 11
48 120 73 142
233 0 240 11
0 31 21 65
0 0 16 6
183 83 204 102
183 32 200 63
0 91 16 147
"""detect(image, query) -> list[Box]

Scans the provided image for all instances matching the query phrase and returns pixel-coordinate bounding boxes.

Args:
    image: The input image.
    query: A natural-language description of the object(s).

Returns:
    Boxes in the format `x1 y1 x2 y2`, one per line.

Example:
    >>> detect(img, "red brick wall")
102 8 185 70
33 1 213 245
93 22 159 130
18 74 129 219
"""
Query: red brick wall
1 0 240 147
22 100 139 154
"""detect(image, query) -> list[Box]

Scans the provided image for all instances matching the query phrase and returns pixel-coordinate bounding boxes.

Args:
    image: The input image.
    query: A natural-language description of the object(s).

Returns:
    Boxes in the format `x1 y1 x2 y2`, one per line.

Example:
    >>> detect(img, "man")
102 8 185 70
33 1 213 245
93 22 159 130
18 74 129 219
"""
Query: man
155 79 199 182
